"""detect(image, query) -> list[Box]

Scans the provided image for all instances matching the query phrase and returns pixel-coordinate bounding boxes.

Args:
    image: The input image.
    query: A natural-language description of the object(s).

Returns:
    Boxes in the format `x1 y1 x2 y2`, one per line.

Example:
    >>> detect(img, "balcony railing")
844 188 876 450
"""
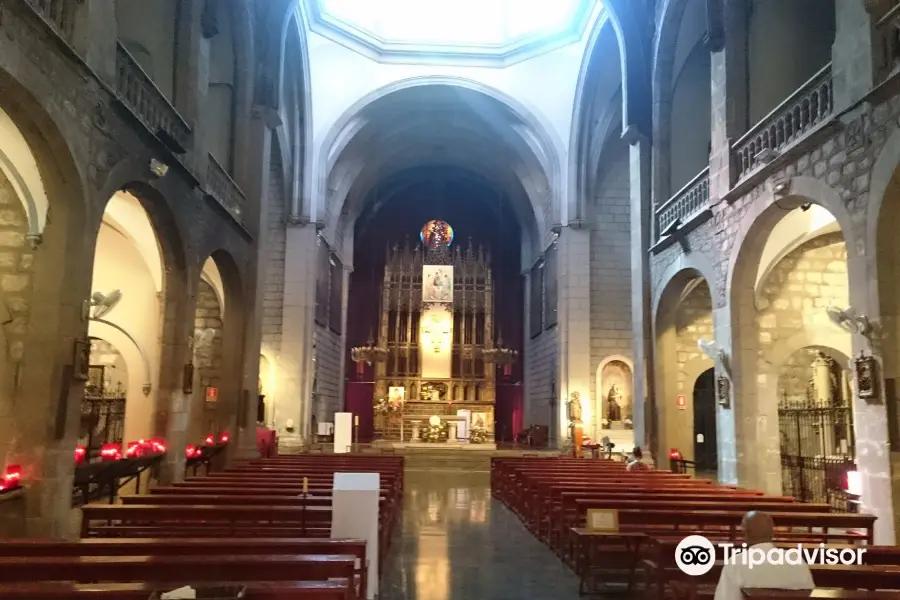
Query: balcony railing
655 167 709 240
25 0 77 44
207 155 245 223
876 3 900 80
733 63 833 181
115 42 192 155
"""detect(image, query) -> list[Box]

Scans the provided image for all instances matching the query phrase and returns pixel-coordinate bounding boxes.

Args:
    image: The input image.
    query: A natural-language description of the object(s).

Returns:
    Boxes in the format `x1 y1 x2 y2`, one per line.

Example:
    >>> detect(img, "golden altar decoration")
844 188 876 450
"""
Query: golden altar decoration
374 222 496 441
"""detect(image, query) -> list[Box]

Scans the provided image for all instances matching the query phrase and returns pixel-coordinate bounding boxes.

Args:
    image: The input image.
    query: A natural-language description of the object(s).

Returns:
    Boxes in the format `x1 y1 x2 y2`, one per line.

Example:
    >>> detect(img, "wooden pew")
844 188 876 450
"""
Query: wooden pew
81 504 334 538
0 538 368 599
0 555 356 592
743 590 900 600
0 581 351 600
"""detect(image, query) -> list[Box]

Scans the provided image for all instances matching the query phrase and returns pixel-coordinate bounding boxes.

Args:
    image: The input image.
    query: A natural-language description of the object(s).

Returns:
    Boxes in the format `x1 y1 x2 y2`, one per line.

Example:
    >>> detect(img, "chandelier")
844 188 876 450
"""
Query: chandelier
482 336 518 376
351 337 388 376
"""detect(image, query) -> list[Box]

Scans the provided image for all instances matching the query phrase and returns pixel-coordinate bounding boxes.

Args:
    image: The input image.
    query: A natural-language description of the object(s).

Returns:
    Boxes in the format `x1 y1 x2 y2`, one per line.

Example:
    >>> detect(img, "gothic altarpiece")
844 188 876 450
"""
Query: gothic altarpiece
374 220 496 441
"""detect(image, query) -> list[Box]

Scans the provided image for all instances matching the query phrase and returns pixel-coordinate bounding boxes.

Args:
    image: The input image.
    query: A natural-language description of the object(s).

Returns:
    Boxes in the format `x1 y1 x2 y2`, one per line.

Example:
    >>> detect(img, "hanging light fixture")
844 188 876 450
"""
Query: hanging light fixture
351 334 388 376
483 331 518 376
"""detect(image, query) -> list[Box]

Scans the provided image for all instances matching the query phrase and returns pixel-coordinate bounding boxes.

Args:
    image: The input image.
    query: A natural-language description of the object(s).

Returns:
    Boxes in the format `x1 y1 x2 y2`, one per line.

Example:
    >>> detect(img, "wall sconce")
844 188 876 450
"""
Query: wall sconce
697 339 731 378
149 158 169 178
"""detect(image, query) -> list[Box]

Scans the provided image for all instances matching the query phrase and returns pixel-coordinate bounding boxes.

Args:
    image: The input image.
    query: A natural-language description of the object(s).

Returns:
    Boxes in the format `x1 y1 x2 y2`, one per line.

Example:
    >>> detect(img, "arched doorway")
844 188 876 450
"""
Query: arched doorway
692 367 717 475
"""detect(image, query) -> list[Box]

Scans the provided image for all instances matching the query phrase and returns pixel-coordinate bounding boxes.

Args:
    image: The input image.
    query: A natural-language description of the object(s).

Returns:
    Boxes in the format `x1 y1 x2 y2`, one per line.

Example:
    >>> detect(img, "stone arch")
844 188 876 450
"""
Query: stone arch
866 125 900 323
317 76 564 233
725 176 864 299
652 252 719 320
651 0 710 201
568 15 622 222
87 319 154 443
728 177 855 495
196 249 245 442
0 64 92 534
653 267 717 465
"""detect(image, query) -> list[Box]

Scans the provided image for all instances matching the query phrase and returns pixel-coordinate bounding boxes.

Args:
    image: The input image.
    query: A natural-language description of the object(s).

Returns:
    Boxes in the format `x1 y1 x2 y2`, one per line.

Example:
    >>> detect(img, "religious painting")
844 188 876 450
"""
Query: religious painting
855 354 878 400
329 254 343 335
388 386 405 404
544 241 558 330
314 237 329 327
472 412 488 430
529 260 543 339
599 360 634 430
422 265 453 303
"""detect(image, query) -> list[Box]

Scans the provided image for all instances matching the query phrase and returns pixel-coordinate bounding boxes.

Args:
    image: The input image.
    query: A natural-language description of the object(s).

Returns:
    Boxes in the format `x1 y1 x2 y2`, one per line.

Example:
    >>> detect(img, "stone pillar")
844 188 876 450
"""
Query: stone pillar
557 228 592 443
231 108 274 459
279 223 319 447
832 0 877 112
709 0 749 194
157 282 197 484
76 0 117 82
713 306 738 484
628 133 653 451
337 262 353 413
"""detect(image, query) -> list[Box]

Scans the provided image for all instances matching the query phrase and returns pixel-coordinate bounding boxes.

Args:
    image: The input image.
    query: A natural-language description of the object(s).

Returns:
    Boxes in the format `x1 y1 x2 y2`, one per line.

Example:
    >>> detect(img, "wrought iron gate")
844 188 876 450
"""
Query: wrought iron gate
778 352 856 511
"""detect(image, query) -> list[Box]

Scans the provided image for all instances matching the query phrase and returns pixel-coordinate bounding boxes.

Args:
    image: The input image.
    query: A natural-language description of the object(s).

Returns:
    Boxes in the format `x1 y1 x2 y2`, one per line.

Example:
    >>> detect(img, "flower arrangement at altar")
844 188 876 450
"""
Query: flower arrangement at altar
468 426 489 444
373 397 401 416
422 421 449 443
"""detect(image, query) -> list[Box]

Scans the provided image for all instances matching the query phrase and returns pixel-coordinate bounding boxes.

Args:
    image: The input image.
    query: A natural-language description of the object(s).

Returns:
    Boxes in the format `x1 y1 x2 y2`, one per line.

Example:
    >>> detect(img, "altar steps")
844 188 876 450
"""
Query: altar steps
396 448 495 473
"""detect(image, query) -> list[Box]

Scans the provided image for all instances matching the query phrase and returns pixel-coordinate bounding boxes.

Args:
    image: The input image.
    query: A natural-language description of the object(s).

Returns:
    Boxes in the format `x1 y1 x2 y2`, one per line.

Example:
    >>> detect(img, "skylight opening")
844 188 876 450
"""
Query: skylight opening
319 0 591 49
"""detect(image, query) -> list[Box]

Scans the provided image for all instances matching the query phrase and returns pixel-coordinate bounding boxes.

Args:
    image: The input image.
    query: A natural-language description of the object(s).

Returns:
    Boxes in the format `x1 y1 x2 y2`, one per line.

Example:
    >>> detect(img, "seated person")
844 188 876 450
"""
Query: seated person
626 446 651 471
713 511 814 600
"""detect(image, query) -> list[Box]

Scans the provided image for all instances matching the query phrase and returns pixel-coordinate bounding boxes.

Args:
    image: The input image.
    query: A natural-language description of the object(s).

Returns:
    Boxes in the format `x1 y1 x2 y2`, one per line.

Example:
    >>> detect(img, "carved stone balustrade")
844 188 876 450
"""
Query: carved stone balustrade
24 0 78 44
206 154 246 224
732 63 833 181
115 42 192 156
655 167 709 240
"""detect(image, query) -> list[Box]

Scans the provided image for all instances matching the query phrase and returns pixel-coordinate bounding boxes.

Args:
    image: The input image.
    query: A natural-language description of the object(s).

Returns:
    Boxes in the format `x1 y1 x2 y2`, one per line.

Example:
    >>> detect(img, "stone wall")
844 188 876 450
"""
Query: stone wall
0 170 34 467
589 141 634 430
314 325 343 421
675 280 714 394
191 280 224 440
262 143 286 355
757 232 849 364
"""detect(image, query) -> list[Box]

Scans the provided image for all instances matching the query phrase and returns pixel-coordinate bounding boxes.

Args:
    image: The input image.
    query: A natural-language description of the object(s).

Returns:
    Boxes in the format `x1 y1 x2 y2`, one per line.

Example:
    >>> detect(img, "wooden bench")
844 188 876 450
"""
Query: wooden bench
0 537 369 598
0 554 356 588
0 581 351 600
81 504 334 539
743 590 900 600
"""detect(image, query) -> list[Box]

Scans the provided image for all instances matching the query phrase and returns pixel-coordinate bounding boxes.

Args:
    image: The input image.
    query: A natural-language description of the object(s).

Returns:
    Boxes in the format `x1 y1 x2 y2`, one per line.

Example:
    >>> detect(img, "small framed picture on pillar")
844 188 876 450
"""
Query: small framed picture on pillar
716 376 730 407
73 338 90 381
855 354 878 400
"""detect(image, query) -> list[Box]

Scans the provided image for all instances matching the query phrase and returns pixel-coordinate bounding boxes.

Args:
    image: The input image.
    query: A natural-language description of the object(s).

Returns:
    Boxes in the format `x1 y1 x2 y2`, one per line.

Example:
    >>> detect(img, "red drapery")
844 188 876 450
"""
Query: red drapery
495 384 524 443
345 382 375 442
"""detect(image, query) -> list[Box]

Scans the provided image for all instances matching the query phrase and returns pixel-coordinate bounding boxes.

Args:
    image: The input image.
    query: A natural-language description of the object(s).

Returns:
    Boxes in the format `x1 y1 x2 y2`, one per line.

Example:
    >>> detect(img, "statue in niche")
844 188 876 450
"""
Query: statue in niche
606 384 623 422
600 360 634 430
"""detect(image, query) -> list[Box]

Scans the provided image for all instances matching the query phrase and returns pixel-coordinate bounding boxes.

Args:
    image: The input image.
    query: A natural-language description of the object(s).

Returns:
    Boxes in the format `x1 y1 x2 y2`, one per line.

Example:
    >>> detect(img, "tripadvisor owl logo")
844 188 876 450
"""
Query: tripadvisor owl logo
675 535 716 576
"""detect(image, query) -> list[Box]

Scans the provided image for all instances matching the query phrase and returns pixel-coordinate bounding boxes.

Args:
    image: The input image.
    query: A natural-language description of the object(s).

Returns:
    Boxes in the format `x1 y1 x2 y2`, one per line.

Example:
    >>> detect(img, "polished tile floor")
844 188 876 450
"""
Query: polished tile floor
380 471 581 600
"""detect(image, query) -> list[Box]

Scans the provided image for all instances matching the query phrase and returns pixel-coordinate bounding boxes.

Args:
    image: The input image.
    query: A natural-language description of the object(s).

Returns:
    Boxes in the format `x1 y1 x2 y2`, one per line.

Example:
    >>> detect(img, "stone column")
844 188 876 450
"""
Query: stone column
832 0 877 112
557 228 592 443
157 277 197 485
627 132 653 451
231 108 274 459
709 0 747 486
336 262 353 414
76 0 117 82
709 0 748 194
278 223 319 447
